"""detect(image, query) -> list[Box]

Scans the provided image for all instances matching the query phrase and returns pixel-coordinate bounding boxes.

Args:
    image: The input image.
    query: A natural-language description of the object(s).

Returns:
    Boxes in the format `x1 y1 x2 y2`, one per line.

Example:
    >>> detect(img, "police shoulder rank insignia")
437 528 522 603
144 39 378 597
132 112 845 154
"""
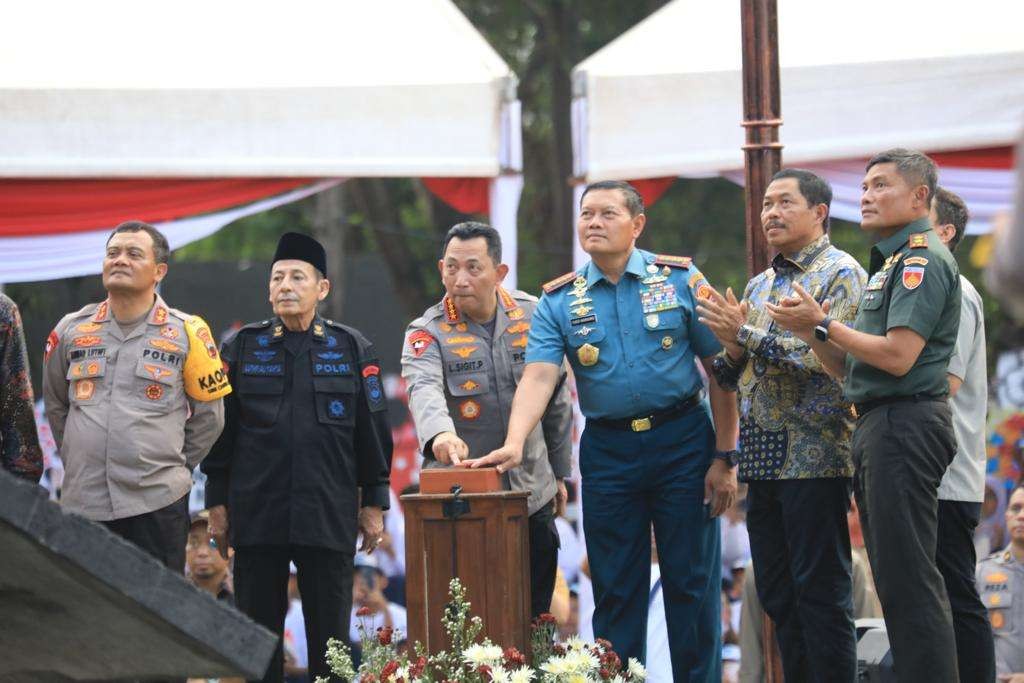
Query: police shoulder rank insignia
902 266 925 290
409 330 434 357
183 315 231 401
577 343 599 367
542 271 578 294
908 233 929 248
654 254 692 269
361 363 387 412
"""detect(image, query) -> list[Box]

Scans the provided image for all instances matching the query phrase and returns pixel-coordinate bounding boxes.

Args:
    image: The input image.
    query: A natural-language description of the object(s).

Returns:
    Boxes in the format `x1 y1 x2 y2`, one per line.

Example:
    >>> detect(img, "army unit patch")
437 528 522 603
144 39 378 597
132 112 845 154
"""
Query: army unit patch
902 266 925 290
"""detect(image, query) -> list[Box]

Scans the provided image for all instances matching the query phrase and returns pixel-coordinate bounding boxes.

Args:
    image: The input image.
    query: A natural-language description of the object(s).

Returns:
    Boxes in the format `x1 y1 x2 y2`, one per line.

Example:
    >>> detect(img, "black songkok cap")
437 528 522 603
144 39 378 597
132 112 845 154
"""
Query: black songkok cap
272 232 327 277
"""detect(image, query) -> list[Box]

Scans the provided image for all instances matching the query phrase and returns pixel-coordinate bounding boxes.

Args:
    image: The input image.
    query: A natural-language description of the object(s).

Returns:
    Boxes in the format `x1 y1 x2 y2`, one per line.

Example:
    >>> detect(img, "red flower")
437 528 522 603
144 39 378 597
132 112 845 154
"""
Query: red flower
600 669 612 680
377 625 394 645
503 647 526 668
410 656 427 678
600 651 621 670
381 660 400 680
553 644 567 656
476 664 493 680
357 606 373 617
537 612 557 625
364 675 378 683
595 638 614 652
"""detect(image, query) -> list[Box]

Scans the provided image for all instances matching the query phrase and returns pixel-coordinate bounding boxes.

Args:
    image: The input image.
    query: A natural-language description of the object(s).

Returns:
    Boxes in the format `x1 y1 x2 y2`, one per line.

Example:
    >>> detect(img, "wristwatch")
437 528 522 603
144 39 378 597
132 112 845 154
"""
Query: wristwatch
714 449 738 468
814 316 833 342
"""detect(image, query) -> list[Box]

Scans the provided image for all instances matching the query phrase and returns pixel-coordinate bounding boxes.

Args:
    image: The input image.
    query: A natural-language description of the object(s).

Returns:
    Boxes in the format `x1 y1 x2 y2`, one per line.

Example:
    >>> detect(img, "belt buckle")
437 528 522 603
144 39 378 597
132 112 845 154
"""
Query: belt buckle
631 417 652 432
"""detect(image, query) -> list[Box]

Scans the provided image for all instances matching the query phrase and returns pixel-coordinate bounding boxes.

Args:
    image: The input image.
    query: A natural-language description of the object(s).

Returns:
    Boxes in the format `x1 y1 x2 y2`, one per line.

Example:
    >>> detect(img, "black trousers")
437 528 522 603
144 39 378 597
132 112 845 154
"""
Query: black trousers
529 500 561 618
103 493 190 572
853 400 959 683
747 477 857 683
936 500 996 683
234 545 354 683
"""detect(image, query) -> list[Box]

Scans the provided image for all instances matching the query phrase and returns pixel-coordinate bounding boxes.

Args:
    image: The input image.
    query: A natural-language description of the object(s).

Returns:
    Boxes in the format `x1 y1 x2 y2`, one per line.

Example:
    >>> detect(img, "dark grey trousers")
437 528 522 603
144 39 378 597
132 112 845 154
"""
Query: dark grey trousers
852 399 959 683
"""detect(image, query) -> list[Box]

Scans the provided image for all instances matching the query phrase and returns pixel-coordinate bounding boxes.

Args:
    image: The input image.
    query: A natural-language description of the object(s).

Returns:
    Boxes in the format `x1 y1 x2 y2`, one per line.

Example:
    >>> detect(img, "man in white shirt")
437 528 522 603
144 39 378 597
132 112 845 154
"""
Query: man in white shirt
932 187 996 683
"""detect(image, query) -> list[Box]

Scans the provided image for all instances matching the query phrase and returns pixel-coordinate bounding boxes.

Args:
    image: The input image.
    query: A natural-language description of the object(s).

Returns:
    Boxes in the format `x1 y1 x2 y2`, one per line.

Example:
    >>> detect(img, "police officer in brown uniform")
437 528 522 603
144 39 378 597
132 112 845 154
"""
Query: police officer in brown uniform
43 221 229 571
976 485 1024 682
401 222 573 617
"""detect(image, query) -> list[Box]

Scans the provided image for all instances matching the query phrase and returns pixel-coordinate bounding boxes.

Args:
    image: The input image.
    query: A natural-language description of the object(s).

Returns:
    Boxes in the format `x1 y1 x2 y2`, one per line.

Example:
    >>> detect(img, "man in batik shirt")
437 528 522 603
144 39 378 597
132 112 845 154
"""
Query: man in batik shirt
698 169 866 682
0 292 43 482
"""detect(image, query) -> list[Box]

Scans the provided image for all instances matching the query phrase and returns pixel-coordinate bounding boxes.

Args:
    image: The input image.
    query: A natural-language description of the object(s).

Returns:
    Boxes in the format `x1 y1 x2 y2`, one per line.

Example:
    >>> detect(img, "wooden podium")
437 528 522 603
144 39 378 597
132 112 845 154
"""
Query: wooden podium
403 476 531 653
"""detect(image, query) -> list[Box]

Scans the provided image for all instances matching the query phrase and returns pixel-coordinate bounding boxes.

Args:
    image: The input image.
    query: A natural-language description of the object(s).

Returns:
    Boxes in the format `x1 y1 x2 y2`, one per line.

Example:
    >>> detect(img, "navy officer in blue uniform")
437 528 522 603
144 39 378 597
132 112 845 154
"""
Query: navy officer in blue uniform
473 181 739 681
202 232 393 683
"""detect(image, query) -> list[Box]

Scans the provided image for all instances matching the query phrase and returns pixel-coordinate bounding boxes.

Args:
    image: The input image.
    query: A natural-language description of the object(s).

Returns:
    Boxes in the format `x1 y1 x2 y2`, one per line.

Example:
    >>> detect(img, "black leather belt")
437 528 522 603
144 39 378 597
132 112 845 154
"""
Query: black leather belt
854 393 947 417
590 393 702 432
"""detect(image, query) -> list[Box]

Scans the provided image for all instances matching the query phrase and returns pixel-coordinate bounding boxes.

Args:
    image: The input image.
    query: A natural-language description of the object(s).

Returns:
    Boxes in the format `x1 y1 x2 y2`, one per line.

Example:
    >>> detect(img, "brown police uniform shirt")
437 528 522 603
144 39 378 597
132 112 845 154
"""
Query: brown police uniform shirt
42 296 229 521
401 288 573 515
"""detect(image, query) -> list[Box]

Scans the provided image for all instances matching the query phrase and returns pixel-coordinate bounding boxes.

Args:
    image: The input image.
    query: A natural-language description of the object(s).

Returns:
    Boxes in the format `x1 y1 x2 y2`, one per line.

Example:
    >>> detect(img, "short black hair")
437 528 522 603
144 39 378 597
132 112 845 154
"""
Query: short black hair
107 220 169 265
442 222 502 265
580 180 645 217
933 187 969 253
866 148 938 208
769 168 833 229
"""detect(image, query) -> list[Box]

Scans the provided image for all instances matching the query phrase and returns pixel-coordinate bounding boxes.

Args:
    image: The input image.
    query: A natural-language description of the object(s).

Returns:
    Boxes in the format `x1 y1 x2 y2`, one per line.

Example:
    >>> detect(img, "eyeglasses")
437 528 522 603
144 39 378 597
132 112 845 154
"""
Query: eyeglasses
186 536 219 551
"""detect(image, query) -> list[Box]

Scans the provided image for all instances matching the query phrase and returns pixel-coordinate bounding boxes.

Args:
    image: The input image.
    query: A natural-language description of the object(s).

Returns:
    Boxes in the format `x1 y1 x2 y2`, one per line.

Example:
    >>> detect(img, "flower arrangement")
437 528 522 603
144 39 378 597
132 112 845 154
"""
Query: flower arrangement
316 578 646 683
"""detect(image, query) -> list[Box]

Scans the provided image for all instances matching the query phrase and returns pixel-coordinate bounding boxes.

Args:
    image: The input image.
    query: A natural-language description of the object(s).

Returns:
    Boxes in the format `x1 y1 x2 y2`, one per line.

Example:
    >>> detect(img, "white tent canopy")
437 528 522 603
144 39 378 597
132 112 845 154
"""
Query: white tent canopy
573 0 1024 181
0 0 518 178
0 0 525 285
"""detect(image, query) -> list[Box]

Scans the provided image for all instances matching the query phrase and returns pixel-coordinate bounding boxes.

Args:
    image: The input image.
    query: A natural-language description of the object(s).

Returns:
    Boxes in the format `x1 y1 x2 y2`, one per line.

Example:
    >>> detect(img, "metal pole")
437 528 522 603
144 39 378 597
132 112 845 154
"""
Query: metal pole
741 1 784 681
740 0 782 276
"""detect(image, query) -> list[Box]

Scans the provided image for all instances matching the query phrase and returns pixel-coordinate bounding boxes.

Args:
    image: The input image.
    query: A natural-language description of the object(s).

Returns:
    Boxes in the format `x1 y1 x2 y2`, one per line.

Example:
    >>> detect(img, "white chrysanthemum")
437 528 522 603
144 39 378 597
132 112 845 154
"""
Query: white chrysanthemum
488 665 511 683
563 649 600 673
508 666 535 683
627 657 647 680
462 643 504 667
563 635 589 652
395 667 409 681
610 675 626 683
540 656 570 676
564 674 591 683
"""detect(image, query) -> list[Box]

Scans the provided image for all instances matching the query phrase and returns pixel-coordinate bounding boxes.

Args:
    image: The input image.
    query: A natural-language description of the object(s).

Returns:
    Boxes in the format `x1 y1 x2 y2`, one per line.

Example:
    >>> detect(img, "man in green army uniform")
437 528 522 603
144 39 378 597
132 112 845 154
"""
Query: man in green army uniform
768 148 962 682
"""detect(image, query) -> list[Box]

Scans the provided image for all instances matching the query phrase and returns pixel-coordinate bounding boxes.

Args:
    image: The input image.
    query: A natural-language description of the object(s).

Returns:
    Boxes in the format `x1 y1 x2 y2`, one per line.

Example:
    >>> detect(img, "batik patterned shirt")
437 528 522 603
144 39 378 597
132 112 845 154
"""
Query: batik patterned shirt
711 234 866 480
0 293 43 482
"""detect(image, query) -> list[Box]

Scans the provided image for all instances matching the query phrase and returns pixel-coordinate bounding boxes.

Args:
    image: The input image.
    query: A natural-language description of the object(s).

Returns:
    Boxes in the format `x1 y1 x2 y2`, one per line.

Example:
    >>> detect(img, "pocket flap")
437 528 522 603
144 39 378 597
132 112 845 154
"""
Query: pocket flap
238 375 285 395
136 358 179 386
643 308 682 331
313 376 356 393
447 374 489 397
67 357 106 380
